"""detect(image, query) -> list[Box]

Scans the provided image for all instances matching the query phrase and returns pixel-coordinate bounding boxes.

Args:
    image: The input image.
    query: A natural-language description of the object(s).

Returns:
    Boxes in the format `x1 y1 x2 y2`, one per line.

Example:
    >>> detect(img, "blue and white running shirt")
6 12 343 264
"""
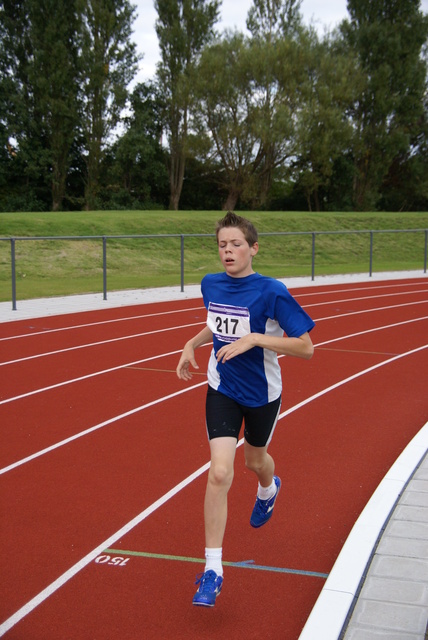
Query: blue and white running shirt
201 272 315 407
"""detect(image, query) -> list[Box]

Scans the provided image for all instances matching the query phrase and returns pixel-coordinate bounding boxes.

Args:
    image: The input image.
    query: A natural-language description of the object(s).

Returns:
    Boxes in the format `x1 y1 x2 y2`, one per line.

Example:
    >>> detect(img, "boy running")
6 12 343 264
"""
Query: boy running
176 212 315 607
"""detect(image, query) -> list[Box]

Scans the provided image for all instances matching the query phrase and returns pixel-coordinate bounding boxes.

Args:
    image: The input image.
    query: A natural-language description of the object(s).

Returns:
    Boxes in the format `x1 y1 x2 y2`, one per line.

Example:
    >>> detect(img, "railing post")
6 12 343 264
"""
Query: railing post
369 231 373 277
311 232 316 281
180 235 184 292
102 236 107 300
424 230 427 274
11 238 17 311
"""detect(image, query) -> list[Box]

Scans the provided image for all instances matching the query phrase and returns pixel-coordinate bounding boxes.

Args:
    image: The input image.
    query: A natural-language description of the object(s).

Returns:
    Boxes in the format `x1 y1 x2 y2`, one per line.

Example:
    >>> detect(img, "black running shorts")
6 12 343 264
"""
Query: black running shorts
205 386 281 447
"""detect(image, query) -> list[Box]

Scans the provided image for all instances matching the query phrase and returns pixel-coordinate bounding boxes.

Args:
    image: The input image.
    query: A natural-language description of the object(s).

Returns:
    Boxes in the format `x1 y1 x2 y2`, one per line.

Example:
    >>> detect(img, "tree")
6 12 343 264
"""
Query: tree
342 0 428 210
0 0 81 211
0 0 26 208
78 0 139 210
246 0 302 37
155 0 220 210
103 82 169 208
191 33 265 210
191 14 311 211
379 72 428 211
245 0 305 207
292 32 362 211
31 0 82 211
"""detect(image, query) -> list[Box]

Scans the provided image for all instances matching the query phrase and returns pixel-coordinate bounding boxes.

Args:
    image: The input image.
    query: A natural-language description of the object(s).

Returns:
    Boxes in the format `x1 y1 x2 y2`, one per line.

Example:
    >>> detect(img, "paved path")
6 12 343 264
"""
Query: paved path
0 270 424 323
342 450 428 639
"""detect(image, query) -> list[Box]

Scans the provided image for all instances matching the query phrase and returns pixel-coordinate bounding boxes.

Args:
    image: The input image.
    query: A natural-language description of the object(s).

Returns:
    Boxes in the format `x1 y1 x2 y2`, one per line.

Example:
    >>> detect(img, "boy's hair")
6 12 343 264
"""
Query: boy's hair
215 211 258 246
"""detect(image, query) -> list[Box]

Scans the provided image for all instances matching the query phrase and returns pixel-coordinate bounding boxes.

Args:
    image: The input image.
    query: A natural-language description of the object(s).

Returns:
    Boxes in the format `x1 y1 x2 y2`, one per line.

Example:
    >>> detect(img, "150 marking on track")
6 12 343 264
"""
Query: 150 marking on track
95 555 129 567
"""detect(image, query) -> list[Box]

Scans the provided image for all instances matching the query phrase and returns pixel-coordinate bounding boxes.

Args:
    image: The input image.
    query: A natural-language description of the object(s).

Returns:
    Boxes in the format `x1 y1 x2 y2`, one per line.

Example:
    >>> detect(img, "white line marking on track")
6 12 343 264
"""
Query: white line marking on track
277 344 427 420
314 315 428 347
0 460 211 637
294 281 428 299
1 299 427 371
0 316 425 478
0 343 426 636
0 380 208 475
0 321 205 367
3 280 426 345
0 306 205 342
0 289 428 350
315 300 427 322
304 288 428 308
3 281 425 343
0 348 187 405
1 315 427 406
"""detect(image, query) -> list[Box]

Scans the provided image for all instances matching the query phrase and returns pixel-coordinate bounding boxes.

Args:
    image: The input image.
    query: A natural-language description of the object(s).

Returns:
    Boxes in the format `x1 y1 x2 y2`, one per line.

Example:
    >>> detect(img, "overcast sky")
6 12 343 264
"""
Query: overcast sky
131 0 428 84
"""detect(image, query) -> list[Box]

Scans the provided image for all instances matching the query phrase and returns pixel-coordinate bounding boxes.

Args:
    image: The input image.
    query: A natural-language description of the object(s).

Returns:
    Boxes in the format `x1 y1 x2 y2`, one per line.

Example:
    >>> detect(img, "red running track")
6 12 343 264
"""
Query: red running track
0 278 427 639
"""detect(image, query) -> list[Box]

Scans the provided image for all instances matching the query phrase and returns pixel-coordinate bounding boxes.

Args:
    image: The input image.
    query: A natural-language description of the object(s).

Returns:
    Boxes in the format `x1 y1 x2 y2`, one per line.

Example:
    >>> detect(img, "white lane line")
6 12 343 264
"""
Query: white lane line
0 343 426 636
0 381 208 475
1 295 427 367
304 288 428 308
0 347 189 406
294 280 428 299
1 314 426 407
0 460 211 637
0 321 205 367
278 344 427 420
315 300 427 322
3 279 426 343
314 315 428 347
0 306 205 342
2 334 427 476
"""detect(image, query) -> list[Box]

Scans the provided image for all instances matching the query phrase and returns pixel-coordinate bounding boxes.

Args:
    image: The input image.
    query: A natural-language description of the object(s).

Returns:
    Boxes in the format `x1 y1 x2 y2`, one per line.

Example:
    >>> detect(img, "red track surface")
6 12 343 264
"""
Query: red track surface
1 278 427 639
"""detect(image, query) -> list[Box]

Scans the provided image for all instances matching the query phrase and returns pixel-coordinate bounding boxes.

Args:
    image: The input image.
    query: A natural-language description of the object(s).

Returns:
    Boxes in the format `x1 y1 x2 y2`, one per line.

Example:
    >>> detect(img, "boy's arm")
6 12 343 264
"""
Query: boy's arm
216 331 314 364
176 326 213 380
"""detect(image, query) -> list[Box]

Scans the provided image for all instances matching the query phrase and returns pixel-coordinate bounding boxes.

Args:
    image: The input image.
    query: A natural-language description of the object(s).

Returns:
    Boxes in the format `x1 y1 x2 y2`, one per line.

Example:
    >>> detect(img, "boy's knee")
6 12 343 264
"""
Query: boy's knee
245 454 265 475
209 463 234 488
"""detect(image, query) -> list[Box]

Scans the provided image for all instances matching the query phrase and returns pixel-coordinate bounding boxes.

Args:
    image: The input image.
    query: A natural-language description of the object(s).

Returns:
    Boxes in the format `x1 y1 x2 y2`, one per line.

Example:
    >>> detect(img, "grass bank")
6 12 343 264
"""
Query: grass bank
0 210 427 302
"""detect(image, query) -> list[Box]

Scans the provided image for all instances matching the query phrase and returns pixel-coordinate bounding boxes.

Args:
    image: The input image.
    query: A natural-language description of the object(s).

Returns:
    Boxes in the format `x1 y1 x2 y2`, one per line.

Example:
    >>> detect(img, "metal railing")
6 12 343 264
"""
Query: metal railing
1 228 427 310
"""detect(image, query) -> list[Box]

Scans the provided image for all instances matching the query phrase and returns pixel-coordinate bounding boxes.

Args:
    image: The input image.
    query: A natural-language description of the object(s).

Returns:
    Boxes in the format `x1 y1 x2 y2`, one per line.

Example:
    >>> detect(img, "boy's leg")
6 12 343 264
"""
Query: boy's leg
244 440 274 487
244 440 281 528
204 436 237 548
242 394 281 485
193 436 236 607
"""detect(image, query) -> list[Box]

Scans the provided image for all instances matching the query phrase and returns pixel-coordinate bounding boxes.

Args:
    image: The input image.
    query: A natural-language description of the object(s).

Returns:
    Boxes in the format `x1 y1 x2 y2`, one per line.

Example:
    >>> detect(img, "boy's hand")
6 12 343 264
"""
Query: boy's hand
176 344 199 380
216 334 255 363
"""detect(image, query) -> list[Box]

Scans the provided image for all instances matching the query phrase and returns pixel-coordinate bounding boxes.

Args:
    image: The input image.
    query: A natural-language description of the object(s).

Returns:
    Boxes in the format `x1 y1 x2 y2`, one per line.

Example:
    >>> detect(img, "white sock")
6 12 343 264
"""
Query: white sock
204 547 223 577
257 478 276 501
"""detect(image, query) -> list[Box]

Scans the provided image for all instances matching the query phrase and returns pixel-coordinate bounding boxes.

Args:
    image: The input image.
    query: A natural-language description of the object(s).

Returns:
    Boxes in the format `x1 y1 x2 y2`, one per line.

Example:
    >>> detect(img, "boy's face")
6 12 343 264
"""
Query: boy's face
217 226 258 278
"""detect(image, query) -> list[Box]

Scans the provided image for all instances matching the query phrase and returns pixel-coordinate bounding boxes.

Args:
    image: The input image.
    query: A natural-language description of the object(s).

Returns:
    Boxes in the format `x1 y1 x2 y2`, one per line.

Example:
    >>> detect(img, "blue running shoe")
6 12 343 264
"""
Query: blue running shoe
250 476 281 528
192 570 223 607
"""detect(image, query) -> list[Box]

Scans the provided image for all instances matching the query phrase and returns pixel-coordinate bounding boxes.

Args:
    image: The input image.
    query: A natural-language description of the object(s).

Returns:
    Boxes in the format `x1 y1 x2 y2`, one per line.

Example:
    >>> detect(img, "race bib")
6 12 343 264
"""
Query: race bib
207 302 251 343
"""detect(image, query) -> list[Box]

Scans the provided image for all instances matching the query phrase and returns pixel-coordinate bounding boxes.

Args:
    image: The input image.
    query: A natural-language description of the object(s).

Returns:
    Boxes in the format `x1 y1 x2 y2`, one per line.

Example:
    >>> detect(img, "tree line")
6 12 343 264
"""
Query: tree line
1 0 427 213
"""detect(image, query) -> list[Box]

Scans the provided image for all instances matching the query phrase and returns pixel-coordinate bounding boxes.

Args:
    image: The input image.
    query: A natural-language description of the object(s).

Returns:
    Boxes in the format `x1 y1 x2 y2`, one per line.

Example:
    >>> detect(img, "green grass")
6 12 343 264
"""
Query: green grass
0 210 427 302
